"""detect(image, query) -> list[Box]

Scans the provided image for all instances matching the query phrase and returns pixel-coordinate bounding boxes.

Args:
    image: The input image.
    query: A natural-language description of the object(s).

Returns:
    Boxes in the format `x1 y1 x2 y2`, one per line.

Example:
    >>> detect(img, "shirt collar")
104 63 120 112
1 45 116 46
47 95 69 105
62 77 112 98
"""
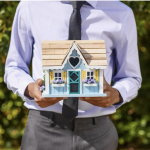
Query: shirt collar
60 1 98 9
86 1 98 8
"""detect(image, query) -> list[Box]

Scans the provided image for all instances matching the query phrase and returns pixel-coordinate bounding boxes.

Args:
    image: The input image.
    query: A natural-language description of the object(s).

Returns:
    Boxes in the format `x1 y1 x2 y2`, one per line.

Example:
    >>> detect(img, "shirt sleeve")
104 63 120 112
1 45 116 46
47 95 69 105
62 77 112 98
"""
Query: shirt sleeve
4 2 35 101
112 8 142 108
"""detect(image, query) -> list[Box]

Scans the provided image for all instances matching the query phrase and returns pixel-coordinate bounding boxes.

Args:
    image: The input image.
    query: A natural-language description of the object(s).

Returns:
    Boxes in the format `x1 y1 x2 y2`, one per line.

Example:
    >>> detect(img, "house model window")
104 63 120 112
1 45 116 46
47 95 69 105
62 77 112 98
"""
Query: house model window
54 71 62 80
86 70 94 79
41 40 107 97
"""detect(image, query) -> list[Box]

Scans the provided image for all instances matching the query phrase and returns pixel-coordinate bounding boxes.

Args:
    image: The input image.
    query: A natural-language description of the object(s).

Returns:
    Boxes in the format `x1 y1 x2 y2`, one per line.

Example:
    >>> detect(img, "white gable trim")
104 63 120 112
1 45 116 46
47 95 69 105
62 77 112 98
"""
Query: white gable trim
42 42 107 70
64 43 88 69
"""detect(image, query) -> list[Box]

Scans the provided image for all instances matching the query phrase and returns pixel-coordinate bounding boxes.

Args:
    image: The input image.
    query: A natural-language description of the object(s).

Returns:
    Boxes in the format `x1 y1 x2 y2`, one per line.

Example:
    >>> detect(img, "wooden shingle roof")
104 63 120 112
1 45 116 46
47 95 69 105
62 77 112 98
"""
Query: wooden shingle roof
42 40 107 66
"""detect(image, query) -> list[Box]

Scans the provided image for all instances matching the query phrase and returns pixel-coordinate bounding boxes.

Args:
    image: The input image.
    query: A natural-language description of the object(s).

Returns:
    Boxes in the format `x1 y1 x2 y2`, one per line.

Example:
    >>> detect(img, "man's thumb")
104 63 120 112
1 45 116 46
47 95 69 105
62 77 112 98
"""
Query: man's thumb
103 74 107 84
35 78 44 86
103 74 108 90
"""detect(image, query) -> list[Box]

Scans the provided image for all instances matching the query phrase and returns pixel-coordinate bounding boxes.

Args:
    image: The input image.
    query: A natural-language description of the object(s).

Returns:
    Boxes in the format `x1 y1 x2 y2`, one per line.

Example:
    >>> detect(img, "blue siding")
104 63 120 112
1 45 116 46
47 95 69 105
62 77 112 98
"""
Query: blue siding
51 84 55 94
49 83 52 94
54 87 59 94
89 86 94 94
83 82 98 94
82 83 84 94
84 86 90 94
82 83 99 94
50 86 66 95
95 82 99 93
64 83 67 94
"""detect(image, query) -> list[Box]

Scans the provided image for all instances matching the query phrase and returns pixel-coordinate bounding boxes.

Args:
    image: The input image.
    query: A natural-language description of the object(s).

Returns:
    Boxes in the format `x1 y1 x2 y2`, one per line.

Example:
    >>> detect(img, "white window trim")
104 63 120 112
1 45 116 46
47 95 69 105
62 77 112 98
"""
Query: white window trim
99 69 103 94
85 69 95 79
82 69 97 86
53 70 63 80
84 83 97 86
52 84 65 87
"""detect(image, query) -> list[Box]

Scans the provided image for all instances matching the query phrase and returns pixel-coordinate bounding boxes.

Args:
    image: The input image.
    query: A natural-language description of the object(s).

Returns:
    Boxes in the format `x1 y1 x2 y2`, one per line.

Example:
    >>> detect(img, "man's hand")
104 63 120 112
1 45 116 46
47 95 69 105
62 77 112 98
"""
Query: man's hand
79 76 123 107
24 79 67 108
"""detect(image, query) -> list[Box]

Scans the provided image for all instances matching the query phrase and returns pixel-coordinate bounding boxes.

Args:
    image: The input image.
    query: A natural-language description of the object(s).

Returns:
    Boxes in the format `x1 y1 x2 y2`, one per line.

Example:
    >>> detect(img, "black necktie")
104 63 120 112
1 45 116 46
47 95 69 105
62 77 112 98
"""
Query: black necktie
62 1 85 121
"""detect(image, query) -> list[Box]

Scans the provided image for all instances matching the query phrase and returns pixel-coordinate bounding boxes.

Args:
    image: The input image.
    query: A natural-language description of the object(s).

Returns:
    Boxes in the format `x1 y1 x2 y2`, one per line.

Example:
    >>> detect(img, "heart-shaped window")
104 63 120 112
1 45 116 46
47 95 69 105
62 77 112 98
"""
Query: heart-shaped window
68 56 81 68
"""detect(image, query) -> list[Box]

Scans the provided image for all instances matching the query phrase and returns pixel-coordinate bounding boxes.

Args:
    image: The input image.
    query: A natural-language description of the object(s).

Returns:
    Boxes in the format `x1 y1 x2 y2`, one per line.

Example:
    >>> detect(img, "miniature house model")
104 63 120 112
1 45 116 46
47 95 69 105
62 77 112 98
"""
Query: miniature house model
42 40 107 97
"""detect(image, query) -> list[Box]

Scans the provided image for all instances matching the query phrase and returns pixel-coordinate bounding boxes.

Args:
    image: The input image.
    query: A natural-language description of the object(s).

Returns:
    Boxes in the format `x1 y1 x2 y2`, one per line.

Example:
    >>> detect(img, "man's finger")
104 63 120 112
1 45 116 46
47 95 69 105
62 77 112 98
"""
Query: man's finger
51 97 67 100
103 80 112 92
85 97 108 103
79 97 85 101
105 91 111 98
103 83 107 91
103 74 112 92
103 74 108 90
79 97 105 101
85 99 110 106
103 74 107 84
44 97 65 101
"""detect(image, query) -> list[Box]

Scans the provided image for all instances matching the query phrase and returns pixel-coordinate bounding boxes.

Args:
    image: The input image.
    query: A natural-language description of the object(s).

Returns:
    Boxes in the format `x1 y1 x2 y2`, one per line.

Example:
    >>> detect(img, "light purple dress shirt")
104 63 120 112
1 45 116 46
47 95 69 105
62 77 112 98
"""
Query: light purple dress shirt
4 1 142 118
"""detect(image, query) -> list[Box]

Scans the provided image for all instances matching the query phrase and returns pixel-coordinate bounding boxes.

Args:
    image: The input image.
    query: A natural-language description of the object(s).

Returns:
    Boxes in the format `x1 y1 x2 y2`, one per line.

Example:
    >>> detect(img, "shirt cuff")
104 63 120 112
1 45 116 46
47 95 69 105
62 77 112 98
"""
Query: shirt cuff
22 95 34 101
18 79 35 101
112 83 127 109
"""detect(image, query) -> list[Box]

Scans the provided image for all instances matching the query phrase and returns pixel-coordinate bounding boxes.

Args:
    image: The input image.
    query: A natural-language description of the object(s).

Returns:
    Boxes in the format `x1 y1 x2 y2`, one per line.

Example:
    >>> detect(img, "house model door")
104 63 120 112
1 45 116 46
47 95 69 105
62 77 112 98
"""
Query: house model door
69 71 80 94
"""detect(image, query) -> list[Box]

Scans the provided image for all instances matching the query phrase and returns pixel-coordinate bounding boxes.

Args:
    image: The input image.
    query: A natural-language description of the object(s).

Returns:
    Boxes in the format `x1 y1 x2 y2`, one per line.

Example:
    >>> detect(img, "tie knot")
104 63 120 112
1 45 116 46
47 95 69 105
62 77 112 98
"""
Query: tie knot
71 1 85 10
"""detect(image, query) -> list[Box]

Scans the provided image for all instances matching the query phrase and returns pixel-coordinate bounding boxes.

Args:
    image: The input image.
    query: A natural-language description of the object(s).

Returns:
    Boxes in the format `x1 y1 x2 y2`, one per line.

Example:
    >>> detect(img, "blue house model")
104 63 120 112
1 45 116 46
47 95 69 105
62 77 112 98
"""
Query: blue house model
42 40 107 97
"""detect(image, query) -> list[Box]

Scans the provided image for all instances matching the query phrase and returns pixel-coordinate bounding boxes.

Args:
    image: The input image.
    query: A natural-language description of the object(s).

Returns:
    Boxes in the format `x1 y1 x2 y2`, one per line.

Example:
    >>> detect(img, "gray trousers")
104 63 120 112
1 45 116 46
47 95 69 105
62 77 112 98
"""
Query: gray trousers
21 109 118 150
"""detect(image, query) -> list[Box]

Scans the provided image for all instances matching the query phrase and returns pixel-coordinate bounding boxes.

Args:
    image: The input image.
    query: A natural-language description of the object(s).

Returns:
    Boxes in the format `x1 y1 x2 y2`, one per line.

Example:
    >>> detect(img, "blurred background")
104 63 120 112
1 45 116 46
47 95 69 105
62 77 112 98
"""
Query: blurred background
0 1 150 150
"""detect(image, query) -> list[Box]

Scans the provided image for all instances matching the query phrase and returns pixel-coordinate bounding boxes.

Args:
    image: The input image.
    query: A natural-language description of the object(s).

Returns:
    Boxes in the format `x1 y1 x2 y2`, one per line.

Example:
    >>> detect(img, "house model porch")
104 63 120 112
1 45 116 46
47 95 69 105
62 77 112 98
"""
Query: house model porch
42 40 107 97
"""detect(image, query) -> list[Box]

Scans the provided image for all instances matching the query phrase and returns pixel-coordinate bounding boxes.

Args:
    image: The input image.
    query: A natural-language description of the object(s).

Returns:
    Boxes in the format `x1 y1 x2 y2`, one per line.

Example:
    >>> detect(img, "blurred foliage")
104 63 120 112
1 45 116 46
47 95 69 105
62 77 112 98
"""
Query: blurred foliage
112 1 150 149
0 1 26 149
0 1 150 150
